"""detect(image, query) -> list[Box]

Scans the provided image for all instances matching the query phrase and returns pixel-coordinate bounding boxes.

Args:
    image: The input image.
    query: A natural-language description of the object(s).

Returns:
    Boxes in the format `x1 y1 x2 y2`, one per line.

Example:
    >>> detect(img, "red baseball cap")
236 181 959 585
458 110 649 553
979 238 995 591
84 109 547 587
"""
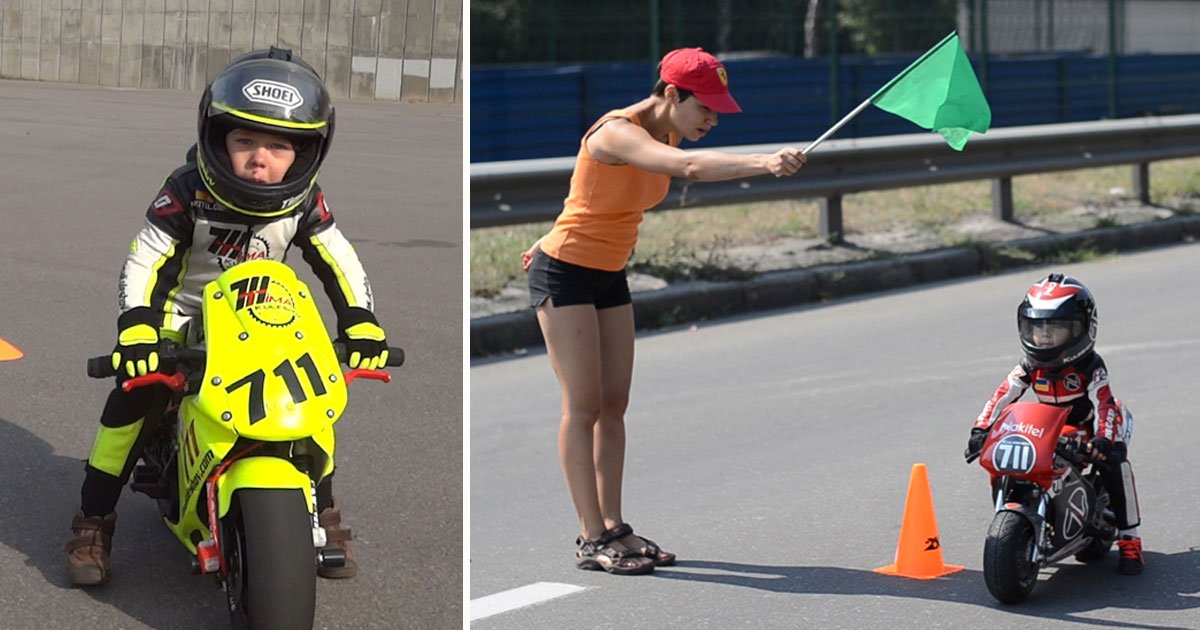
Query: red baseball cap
659 47 742 114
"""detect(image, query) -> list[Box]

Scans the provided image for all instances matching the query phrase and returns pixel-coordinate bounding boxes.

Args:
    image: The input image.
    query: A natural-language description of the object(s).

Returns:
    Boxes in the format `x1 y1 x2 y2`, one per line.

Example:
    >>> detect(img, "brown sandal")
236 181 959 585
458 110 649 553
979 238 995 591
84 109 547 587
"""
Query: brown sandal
575 533 655 575
605 523 676 567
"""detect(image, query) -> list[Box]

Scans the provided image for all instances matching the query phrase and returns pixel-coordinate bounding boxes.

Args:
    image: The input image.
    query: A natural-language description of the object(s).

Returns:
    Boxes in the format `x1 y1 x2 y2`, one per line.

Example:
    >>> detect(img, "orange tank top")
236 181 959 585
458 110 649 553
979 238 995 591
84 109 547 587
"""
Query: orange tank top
538 110 675 272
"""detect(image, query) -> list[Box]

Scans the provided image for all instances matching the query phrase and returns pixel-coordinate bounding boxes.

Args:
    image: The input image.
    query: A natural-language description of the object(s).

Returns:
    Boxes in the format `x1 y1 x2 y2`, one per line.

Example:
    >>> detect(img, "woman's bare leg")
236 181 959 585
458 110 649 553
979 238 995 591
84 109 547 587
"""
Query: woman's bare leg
593 304 635 530
537 301 607 540
590 304 673 563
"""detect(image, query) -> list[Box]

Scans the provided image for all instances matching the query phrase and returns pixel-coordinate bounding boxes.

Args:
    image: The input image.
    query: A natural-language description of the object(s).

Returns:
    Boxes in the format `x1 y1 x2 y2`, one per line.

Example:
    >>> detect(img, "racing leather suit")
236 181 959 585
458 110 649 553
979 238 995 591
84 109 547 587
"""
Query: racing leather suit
974 351 1141 529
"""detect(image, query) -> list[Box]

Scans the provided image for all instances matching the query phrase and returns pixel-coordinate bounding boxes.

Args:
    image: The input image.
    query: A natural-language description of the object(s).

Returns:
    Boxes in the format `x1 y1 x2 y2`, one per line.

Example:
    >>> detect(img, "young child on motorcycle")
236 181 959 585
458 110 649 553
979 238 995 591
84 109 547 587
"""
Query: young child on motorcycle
964 273 1143 575
64 47 389 586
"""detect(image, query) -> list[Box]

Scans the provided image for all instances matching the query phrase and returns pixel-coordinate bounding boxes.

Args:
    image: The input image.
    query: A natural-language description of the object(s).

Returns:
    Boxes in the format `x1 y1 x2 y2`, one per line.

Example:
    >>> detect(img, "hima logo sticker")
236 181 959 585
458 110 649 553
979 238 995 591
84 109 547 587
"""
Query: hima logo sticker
231 275 297 327
208 226 272 270
242 80 304 109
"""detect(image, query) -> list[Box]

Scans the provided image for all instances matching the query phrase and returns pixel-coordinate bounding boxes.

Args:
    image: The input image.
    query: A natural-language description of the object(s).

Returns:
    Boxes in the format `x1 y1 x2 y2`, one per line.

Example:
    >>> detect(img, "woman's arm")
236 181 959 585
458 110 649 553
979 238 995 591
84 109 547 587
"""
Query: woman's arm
590 119 806 181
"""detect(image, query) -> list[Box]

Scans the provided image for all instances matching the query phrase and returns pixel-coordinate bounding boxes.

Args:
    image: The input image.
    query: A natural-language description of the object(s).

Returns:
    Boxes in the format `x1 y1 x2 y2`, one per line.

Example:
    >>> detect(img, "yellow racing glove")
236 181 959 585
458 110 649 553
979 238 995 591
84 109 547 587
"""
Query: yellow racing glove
111 307 161 378
338 308 389 370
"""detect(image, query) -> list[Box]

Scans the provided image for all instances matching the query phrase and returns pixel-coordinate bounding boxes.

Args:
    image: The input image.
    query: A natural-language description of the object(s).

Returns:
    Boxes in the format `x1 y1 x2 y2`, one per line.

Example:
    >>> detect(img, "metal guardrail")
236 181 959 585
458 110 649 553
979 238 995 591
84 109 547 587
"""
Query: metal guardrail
470 115 1200 239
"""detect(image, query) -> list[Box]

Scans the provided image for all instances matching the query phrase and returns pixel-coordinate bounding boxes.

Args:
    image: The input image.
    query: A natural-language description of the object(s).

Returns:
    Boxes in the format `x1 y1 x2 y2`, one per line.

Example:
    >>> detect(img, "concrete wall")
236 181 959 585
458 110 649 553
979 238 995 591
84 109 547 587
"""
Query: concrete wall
1126 0 1200 53
0 0 462 102
960 0 1200 55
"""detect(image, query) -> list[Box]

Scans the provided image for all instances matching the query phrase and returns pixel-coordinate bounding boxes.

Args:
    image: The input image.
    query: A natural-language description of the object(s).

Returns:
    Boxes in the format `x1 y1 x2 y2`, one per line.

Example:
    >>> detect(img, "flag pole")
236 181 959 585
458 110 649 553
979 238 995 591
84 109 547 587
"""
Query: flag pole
802 97 871 155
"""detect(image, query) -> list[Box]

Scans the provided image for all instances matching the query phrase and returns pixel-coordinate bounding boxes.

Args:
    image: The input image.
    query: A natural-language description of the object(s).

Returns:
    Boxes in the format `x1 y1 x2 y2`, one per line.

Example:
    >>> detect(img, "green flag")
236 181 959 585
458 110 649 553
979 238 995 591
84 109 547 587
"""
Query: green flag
870 32 991 151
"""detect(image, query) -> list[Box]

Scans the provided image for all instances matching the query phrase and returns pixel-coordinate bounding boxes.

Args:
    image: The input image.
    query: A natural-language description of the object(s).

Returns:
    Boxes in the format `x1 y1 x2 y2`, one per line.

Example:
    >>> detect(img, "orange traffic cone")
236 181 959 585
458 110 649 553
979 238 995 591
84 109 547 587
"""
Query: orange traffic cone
0 337 21 361
874 463 963 579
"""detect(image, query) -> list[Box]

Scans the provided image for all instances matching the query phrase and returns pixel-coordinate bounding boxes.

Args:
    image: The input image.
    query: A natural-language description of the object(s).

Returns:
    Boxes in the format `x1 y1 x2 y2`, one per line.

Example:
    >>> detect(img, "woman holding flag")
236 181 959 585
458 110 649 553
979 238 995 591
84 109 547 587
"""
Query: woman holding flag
520 47 806 575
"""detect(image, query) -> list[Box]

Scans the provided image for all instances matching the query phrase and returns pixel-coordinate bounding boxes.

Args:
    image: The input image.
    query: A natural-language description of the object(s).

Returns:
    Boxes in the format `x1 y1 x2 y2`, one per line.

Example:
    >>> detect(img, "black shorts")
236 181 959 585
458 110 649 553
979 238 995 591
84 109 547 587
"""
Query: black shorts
527 249 632 310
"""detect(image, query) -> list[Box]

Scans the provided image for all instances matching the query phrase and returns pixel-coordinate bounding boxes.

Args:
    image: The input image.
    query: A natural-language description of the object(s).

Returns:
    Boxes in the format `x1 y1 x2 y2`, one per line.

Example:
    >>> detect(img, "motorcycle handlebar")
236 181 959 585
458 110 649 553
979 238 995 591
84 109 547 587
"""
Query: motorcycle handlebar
85 344 205 379
1055 440 1093 467
965 438 1091 468
86 355 116 379
89 342 404 378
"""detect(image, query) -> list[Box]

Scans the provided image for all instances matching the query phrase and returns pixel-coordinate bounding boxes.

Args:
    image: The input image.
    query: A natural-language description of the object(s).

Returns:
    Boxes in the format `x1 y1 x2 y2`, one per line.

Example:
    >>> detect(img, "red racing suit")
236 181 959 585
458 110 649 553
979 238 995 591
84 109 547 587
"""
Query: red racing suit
974 352 1140 529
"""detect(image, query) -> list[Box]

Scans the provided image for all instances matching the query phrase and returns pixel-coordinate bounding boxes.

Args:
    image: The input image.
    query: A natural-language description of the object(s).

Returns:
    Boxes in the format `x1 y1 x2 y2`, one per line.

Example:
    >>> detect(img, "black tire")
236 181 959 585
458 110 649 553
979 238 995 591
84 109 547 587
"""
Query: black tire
225 489 316 630
1074 535 1114 563
983 511 1040 604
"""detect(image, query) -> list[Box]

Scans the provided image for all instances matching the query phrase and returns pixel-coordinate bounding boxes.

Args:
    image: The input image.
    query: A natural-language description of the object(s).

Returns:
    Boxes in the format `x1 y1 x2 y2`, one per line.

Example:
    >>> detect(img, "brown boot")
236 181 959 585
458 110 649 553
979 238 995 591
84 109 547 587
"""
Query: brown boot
318 502 357 579
64 510 116 586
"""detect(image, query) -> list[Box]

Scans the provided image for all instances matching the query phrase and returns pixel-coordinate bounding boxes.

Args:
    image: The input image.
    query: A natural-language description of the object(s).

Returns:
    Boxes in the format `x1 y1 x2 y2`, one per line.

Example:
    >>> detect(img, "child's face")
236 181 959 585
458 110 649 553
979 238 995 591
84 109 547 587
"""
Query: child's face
225 128 296 184
1028 321 1072 348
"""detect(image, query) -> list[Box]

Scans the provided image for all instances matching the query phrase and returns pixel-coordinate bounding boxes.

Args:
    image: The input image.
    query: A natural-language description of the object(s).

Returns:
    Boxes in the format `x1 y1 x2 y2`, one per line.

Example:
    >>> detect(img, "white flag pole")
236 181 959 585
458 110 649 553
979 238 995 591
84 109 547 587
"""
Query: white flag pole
802 97 872 155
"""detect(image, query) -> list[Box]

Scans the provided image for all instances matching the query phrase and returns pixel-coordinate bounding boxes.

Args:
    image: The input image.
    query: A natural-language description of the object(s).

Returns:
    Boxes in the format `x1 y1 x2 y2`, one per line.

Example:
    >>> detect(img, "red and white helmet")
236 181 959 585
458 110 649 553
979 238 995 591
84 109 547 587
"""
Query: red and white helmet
1017 273 1097 368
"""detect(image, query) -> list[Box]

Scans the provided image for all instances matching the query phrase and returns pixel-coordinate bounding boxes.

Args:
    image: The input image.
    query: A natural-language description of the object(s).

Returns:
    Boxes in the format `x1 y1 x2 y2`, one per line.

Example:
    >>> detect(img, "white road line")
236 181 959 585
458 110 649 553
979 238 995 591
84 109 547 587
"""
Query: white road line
470 581 587 622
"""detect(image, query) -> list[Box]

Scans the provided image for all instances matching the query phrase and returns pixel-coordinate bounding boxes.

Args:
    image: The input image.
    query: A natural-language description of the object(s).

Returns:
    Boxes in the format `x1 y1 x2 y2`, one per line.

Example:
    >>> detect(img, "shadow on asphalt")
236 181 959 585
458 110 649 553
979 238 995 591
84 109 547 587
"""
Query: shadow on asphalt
0 415 225 629
653 550 1200 629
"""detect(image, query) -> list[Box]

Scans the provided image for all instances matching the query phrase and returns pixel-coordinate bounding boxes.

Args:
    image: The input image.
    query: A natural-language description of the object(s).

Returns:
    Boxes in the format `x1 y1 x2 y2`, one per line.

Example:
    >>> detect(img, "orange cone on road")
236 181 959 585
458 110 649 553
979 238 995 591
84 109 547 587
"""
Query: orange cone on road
874 463 964 579
0 337 22 361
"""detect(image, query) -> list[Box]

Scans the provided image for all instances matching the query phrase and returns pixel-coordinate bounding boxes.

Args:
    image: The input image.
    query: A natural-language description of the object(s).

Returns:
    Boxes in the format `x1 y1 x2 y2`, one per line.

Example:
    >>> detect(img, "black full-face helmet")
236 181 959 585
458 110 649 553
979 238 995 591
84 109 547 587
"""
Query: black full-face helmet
197 47 334 217
1017 273 1098 369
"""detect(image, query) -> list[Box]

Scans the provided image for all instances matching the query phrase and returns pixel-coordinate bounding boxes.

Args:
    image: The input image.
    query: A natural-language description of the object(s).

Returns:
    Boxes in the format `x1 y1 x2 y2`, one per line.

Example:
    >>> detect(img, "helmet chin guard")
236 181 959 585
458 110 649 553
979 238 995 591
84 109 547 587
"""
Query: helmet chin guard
196 47 334 217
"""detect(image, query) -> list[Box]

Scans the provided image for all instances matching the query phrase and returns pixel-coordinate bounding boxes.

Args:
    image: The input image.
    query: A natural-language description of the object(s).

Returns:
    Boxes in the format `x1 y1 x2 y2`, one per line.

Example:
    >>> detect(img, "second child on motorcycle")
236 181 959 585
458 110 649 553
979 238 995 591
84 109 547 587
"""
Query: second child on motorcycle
65 47 389 586
963 273 1144 575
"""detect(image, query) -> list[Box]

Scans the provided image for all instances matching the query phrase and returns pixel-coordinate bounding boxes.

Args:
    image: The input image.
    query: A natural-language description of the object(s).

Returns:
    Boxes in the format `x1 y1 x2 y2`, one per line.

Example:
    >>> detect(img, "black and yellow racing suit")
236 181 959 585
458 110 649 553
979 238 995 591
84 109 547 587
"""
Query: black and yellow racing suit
81 152 376 517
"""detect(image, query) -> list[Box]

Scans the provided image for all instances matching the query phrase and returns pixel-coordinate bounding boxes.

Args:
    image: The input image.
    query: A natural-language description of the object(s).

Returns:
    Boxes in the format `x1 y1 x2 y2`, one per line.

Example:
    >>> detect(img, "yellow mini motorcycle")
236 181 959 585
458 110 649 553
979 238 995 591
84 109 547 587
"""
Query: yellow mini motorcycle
87 259 402 629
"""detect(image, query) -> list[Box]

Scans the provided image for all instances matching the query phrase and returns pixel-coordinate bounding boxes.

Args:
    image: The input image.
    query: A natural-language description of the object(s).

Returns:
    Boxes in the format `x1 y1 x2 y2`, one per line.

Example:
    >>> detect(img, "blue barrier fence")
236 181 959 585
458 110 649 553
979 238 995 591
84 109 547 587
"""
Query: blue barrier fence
471 53 1200 163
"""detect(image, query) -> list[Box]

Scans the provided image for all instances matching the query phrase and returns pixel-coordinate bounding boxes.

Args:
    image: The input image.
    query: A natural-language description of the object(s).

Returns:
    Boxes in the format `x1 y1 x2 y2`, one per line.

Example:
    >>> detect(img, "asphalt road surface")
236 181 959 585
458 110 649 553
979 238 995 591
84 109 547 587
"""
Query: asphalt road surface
471 244 1200 629
0 80 461 629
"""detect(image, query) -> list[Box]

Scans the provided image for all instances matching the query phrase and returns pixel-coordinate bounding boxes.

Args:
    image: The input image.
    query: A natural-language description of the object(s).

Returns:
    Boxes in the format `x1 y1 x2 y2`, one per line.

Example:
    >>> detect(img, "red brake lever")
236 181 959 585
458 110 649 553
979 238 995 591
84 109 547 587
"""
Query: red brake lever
121 371 188 392
344 368 391 385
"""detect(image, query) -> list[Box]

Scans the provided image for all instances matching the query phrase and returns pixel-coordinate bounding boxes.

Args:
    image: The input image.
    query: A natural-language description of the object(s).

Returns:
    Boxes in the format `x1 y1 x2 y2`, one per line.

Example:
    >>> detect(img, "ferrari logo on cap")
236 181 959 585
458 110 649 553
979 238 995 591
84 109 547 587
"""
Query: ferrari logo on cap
716 67 728 86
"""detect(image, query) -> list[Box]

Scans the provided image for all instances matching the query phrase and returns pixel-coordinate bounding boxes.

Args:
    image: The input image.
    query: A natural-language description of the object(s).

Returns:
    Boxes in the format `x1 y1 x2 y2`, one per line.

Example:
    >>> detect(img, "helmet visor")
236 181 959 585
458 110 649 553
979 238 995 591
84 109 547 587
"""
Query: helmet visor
1019 318 1080 349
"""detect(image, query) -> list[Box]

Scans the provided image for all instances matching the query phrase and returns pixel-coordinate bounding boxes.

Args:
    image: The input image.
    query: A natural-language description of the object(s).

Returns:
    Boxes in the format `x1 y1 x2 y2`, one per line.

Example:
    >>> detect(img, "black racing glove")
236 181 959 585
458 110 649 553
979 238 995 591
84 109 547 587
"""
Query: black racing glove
964 427 988 463
1086 437 1127 463
1086 437 1113 459
337 307 389 369
111 307 160 378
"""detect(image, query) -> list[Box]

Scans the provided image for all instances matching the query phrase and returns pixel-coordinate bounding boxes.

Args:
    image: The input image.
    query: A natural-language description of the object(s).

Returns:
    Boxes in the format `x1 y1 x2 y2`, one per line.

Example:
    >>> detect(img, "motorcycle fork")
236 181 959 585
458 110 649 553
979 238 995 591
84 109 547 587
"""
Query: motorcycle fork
293 451 345 570
993 477 1049 564
309 477 327 549
1032 494 1048 564
192 443 264 576
283 451 326 550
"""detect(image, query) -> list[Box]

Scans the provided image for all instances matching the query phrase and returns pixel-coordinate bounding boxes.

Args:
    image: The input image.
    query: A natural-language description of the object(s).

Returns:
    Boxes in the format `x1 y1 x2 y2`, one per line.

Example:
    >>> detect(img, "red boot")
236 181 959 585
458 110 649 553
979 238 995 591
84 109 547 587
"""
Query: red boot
1117 536 1144 575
